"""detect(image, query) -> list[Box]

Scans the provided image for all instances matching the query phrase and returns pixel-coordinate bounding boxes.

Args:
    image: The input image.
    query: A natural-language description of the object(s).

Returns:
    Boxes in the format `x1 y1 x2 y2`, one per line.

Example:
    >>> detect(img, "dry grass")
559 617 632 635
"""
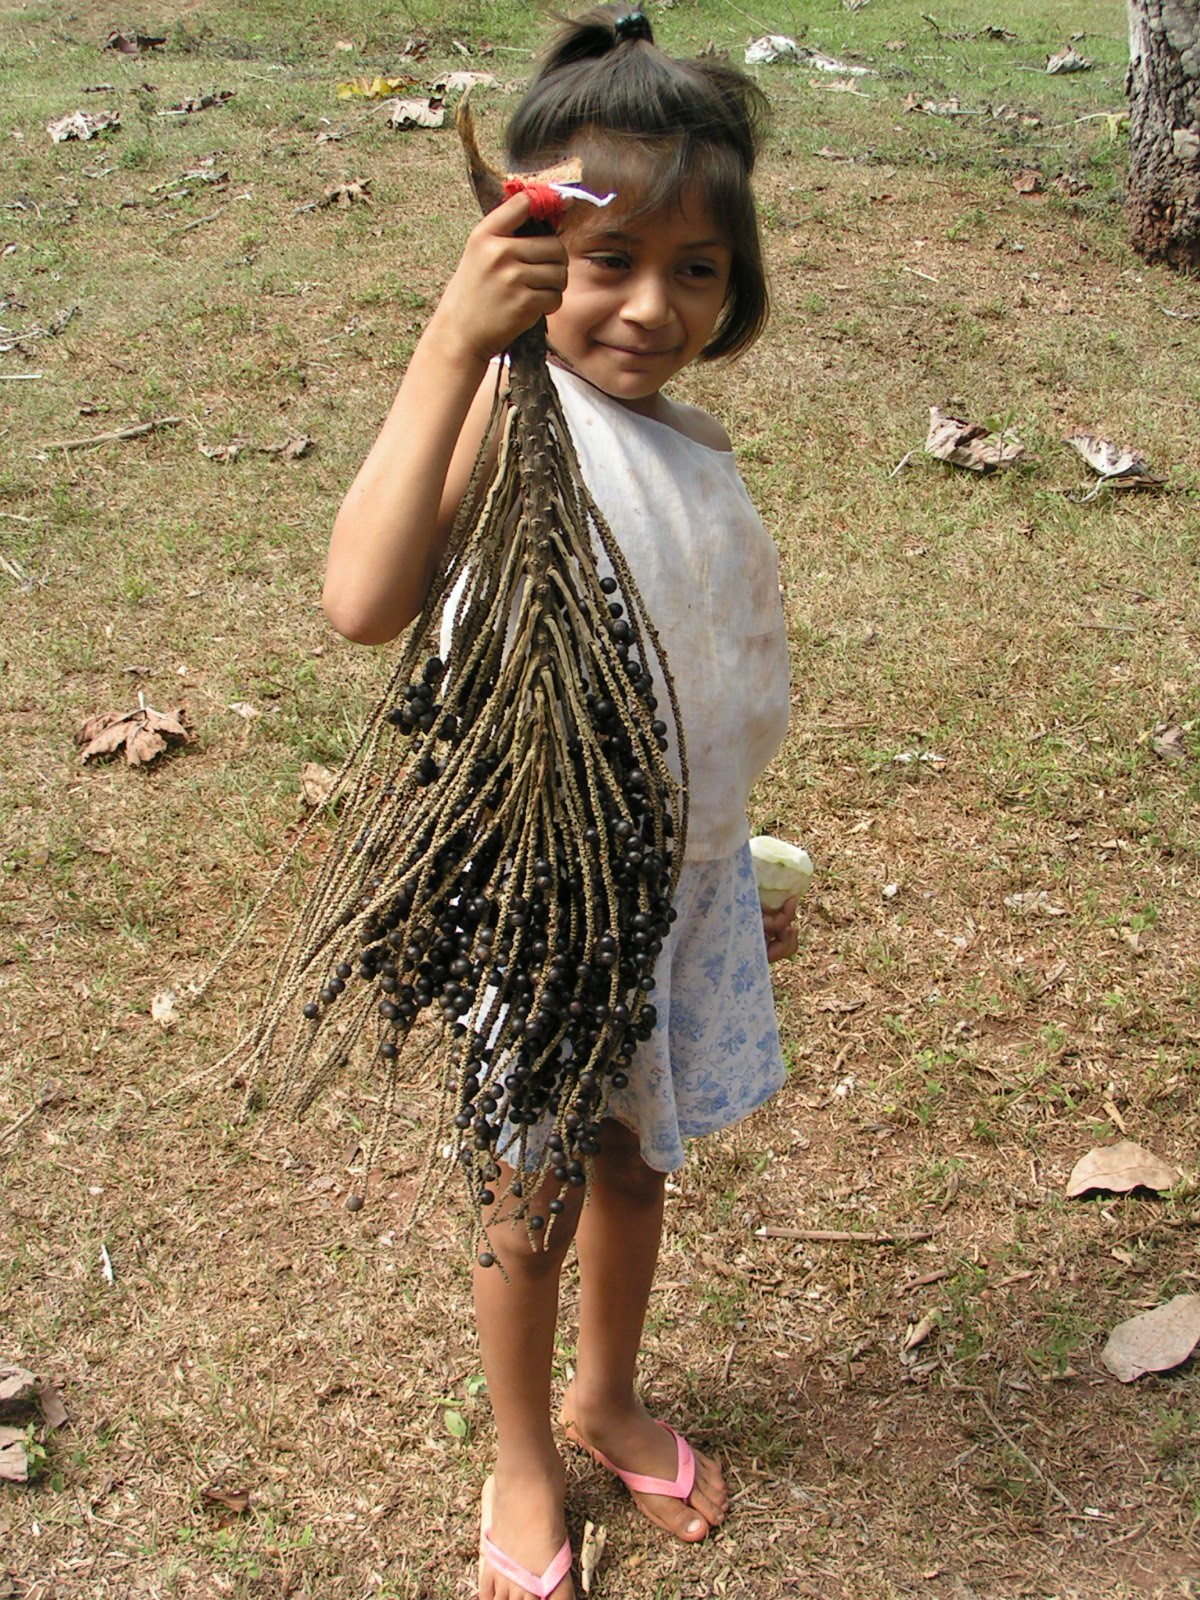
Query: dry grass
2 2 1199 1598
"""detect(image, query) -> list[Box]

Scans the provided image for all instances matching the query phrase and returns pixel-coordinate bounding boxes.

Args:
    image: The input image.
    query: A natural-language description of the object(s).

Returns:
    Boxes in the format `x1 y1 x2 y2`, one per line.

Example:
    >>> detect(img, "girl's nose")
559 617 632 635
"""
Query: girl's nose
622 270 672 329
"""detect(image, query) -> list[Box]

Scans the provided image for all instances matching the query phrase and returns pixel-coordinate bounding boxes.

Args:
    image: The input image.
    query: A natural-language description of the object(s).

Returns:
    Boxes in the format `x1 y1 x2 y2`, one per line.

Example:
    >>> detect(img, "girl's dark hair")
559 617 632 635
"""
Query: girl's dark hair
506 5 769 360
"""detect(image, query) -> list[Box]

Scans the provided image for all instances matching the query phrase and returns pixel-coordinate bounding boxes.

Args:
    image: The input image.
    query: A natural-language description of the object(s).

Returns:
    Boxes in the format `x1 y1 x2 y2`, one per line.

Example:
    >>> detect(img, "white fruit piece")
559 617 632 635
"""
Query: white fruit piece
749 835 814 910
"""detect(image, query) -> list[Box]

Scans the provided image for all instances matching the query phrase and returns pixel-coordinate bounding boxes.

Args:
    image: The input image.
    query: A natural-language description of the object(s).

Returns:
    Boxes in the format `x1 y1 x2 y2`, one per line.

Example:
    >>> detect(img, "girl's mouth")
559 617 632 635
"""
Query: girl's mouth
601 342 674 358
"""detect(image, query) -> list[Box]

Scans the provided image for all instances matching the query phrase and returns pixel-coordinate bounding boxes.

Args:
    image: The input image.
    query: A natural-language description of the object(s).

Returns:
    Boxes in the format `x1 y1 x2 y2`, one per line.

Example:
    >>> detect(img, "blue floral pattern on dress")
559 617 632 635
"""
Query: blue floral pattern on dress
605 841 787 1172
497 842 786 1174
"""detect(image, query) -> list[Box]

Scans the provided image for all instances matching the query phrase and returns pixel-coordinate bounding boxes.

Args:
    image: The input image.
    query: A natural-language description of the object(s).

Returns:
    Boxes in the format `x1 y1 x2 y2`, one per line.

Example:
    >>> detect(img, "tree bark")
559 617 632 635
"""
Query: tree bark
1126 0 1200 270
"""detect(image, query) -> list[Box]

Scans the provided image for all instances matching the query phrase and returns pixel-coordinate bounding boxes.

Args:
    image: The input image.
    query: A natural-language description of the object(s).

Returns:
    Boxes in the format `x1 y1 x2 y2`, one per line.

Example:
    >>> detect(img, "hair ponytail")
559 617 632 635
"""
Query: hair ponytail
536 6 654 74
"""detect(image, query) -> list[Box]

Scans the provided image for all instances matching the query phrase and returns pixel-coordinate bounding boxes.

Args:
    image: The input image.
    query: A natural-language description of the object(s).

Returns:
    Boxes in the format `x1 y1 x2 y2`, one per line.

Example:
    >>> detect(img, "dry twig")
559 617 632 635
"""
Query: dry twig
40 417 181 451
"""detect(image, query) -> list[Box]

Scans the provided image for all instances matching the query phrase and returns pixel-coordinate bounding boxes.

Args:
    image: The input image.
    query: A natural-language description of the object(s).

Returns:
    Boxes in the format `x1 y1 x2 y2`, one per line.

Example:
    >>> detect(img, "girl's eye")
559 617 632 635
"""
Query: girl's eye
587 253 629 271
682 261 720 280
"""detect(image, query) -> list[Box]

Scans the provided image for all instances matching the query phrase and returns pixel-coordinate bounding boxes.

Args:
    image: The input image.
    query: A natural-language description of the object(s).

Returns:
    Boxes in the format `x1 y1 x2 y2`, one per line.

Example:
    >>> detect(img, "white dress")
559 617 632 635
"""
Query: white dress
448 364 793 1172
547 366 792 1170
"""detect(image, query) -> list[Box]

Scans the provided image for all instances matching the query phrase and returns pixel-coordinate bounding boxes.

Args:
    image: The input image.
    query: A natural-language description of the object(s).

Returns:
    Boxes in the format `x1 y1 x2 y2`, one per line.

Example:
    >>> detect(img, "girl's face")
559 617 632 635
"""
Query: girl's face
545 188 732 416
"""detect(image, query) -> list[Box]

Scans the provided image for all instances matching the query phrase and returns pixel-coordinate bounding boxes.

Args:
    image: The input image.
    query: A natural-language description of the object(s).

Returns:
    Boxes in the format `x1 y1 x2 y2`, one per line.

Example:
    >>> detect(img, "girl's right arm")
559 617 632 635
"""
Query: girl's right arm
323 192 567 646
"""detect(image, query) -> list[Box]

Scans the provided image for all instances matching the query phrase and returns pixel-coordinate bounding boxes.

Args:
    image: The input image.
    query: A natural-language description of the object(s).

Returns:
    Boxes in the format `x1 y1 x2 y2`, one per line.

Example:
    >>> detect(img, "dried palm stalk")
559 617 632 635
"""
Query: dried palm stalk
208 108 687 1237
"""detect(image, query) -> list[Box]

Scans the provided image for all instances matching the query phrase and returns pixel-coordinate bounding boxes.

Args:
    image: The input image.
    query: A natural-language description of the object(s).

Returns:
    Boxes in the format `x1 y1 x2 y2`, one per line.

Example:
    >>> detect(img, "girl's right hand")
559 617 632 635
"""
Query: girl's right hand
428 191 569 368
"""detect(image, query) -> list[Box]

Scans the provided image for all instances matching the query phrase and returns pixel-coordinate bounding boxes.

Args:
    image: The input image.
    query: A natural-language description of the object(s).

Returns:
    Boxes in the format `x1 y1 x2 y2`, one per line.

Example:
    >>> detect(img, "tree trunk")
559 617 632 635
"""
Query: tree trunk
1126 0 1200 271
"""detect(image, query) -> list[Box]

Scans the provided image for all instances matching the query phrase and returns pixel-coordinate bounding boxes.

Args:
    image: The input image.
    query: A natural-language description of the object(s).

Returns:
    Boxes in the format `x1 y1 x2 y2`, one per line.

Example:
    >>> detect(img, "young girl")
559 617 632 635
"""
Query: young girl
325 9 798 1597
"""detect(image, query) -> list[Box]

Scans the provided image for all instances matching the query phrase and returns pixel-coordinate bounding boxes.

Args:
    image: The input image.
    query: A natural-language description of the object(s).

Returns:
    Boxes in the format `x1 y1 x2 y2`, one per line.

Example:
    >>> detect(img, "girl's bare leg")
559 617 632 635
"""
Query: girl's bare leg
475 1169 584 1600
563 1119 729 1541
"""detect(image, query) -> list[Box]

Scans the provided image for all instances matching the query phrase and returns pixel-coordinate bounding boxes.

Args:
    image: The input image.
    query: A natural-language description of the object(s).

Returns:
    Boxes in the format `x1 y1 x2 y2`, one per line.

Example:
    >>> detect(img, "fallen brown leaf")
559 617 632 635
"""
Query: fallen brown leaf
1004 889 1067 916
151 989 179 1028
76 704 194 768
161 91 235 116
200 440 244 462
201 1484 252 1525
387 96 445 130
262 434 315 460
300 762 337 810
0 1427 29 1483
579 1520 607 1594
1151 723 1188 763
434 71 499 94
901 1308 941 1360
104 31 165 54
925 407 1026 472
1013 166 1044 194
47 109 120 143
37 1383 68 1431
1046 45 1092 73
1066 1140 1181 1198
321 179 372 208
336 74 418 100
1101 1294 1200 1382
0 1368 39 1416
1065 433 1164 489
904 93 966 115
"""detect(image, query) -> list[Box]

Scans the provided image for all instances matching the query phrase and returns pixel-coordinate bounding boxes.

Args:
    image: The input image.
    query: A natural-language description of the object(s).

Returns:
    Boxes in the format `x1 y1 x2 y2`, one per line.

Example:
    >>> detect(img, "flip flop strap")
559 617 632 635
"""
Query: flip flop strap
481 1530 572 1598
592 1423 696 1501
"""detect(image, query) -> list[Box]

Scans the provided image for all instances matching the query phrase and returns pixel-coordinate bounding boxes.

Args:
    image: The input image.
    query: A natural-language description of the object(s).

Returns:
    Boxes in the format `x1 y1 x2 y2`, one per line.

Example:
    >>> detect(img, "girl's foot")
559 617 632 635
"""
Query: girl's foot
560 1389 728 1542
478 1461 575 1600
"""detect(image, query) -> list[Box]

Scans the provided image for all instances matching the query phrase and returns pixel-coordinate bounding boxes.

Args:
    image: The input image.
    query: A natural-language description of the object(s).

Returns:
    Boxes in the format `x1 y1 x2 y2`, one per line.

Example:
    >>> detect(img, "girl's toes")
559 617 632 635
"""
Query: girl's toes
654 1496 711 1542
690 1452 729 1525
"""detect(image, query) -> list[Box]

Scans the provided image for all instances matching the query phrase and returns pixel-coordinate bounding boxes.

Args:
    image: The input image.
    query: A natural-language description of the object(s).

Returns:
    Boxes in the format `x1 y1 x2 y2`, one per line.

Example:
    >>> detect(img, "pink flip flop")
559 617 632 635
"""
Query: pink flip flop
564 1420 708 1538
479 1476 572 1599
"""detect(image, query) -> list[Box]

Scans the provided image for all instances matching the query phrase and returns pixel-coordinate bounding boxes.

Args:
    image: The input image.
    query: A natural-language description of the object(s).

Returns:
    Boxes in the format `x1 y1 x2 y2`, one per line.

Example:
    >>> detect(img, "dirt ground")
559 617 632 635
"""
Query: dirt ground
2 2 1199 1597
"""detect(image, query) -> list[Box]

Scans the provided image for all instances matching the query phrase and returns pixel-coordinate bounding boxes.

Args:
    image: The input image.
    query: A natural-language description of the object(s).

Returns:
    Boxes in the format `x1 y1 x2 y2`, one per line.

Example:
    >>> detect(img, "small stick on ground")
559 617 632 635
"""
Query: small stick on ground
0 1083 61 1148
175 208 225 235
896 1267 951 1294
755 1227 933 1244
40 417 181 451
976 1392 1073 1511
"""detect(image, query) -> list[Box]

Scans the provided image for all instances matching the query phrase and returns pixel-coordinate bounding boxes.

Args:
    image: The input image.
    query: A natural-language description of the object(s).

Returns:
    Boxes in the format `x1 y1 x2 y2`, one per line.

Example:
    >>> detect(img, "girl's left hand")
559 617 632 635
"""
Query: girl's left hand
763 896 798 964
